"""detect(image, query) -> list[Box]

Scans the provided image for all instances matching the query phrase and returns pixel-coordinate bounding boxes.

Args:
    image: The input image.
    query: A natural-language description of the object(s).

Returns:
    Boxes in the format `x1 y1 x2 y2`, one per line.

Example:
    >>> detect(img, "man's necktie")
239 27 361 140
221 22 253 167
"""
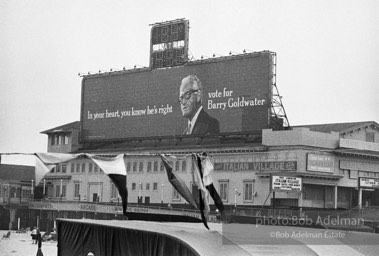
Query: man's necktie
187 123 191 135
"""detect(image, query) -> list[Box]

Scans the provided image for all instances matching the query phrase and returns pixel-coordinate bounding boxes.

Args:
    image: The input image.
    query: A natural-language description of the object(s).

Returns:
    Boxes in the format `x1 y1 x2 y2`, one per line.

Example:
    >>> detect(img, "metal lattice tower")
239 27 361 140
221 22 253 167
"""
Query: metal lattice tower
269 52 290 129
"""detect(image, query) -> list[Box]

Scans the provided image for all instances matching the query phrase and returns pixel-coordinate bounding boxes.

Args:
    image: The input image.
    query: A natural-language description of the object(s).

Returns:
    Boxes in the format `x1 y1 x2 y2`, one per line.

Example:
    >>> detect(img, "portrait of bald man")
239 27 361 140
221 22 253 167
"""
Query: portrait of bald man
178 75 220 135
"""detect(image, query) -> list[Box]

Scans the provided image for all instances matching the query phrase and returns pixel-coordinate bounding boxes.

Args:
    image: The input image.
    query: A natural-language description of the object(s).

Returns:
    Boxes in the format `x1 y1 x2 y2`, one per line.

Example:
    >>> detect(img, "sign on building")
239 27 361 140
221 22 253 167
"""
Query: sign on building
271 175 302 192
306 153 334 173
214 161 297 172
359 177 379 189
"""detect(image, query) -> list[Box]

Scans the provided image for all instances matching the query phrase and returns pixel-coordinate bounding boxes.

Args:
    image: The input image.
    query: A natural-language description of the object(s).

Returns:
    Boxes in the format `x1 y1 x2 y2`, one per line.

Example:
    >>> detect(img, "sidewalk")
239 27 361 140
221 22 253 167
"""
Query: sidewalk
0 230 57 256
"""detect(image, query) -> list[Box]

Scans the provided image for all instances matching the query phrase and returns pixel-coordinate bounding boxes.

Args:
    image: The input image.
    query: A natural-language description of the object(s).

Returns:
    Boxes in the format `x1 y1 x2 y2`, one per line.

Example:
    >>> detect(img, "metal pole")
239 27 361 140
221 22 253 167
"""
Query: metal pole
234 189 237 212
358 188 362 209
43 179 46 196
272 191 276 217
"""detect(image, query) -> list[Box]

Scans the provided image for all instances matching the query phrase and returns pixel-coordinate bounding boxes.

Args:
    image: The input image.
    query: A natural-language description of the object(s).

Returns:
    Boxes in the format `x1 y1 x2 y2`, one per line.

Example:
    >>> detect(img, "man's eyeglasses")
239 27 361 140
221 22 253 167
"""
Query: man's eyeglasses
178 89 199 103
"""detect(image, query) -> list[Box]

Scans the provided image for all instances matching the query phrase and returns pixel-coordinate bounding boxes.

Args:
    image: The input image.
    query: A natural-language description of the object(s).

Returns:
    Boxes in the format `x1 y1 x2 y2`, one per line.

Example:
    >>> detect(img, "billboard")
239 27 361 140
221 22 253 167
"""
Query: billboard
80 52 273 142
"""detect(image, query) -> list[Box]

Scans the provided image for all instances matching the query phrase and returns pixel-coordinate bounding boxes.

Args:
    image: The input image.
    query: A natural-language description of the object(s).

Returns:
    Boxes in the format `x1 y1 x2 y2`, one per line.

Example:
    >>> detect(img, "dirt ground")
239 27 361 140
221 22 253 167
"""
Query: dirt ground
0 230 57 256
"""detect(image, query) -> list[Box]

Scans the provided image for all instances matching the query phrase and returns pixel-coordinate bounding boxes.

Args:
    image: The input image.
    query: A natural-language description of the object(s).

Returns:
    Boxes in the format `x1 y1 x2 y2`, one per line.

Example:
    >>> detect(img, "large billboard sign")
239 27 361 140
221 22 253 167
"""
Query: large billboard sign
80 52 273 142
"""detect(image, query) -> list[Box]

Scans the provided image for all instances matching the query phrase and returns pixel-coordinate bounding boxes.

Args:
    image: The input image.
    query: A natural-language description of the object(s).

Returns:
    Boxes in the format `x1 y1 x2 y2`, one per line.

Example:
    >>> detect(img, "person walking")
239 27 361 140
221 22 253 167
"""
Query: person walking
31 227 37 244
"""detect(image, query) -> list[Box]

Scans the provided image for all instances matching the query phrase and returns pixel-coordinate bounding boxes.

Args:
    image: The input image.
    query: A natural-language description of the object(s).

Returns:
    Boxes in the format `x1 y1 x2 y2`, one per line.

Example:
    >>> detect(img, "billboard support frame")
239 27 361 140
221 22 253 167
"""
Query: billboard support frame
269 52 290 129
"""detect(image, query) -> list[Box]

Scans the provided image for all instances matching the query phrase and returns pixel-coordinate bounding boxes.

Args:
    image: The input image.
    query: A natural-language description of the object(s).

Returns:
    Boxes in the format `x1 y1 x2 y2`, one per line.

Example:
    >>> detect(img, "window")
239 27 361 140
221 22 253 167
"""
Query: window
88 163 93 173
64 135 69 144
160 162 164 172
127 162 131 173
133 162 137 172
62 163 67 173
139 162 143 172
74 183 80 198
71 163 75 173
60 135 65 145
56 164 61 173
243 182 253 201
219 181 229 202
111 183 118 199
62 185 66 197
146 183 150 191
182 160 187 172
147 162 152 173
55 135 59 145
153 183 158 191
153 161 158 172
76 163 80 173
172 188 181 201
50 135 55 145
55 185 61 197
94 164 99 173
81 163 86 173
132 183 136 191
175 161 180 171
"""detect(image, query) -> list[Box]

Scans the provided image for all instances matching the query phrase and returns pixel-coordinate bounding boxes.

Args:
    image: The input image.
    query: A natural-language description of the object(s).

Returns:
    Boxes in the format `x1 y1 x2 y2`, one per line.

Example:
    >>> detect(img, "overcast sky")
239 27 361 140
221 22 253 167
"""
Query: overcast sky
1 0 378 165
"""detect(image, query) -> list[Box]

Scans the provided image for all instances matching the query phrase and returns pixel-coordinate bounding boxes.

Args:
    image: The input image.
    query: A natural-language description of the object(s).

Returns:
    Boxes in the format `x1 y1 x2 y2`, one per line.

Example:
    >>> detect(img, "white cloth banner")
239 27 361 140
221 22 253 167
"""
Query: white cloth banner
201 155 214 187
89 154 126 175
33 153 126 185
35 157 56 186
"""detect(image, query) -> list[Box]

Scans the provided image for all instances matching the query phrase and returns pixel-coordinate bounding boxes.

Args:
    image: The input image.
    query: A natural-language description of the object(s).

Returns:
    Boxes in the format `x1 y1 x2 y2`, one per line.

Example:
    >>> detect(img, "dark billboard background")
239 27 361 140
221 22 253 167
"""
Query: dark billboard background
80 52 273 142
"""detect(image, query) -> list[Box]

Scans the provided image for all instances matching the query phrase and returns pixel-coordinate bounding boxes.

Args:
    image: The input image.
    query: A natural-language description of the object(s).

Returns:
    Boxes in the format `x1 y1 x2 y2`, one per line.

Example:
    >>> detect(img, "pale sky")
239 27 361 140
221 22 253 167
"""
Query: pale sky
1 0 378 165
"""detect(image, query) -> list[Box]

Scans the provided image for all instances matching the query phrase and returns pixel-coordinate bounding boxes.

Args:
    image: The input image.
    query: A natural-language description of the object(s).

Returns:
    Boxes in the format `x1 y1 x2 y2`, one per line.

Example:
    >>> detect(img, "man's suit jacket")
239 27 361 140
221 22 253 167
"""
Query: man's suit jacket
183 109 220 135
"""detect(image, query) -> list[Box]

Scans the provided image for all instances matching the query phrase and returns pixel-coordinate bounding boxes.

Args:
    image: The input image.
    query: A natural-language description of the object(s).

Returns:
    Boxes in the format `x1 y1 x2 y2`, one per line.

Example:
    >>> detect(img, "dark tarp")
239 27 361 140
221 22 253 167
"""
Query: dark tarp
57 220 199 256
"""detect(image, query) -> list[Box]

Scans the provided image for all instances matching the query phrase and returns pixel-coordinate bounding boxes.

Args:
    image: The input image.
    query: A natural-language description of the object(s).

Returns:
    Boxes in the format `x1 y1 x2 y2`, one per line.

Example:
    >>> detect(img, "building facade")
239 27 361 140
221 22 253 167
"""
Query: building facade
3 121 378 230
0 164 34 230
38 121 379 212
